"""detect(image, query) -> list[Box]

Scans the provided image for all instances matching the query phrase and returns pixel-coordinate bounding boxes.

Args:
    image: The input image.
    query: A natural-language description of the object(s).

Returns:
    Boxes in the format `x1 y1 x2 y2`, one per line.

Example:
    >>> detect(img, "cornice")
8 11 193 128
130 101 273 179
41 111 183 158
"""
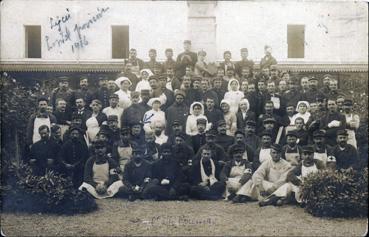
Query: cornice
0 60 367 73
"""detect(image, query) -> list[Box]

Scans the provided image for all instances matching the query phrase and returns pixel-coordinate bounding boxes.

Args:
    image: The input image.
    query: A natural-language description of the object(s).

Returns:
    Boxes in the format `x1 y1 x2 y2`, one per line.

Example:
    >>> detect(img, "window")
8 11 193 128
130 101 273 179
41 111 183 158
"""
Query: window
287 25 305 58
25 25 41 58
112 26 129 59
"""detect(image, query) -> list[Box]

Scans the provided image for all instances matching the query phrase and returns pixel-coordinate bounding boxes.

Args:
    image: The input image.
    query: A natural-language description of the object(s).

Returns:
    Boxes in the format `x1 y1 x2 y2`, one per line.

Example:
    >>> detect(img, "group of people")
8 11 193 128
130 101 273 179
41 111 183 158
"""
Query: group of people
25 40 367 206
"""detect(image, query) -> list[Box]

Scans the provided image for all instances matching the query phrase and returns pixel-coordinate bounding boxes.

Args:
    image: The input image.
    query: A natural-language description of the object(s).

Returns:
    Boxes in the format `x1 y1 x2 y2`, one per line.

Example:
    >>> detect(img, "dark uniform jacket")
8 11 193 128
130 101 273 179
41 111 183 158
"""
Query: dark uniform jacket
236 110 256 130
189 158 222 185
152 158 184 188
175 51 197 78
215 134 235 152
121 103 146 128
123 159 152 189
94 87 111 109
165 102 189 135
329 144 359 170
29 138 61 176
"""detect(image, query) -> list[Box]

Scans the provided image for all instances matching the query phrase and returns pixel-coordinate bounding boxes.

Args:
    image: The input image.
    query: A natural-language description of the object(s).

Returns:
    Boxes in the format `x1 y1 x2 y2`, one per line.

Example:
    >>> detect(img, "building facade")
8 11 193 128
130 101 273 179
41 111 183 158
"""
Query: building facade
0 0 368 72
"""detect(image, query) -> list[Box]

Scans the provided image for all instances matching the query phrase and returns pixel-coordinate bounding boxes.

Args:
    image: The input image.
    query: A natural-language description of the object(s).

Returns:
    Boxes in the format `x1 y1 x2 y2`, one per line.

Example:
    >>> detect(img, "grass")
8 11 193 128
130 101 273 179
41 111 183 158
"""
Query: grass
1 199 367 236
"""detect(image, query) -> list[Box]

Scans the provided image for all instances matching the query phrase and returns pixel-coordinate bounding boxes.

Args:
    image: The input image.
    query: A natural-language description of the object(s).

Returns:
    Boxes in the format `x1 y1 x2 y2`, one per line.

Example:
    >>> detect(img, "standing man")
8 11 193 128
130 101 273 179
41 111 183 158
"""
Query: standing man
235 48 254 78
175 40 197 79
26 97 57 146
102 94 124 128
259 45 277 70
145 49 162 73
94 75 112 109
50 76 75 112
162 48 176 73
125 48 144 77
165 90 189 135
75 76 94 108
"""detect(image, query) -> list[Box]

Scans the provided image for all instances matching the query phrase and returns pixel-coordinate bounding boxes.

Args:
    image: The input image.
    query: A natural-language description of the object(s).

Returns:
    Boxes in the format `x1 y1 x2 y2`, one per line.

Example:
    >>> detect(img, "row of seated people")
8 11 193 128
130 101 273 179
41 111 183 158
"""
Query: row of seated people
28 122 363 206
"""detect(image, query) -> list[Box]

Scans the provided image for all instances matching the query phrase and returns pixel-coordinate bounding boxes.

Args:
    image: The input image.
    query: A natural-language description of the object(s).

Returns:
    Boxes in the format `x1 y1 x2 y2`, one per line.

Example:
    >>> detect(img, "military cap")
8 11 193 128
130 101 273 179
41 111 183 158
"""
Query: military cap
343 99 353 106
121 126 131 134
263 117 277 124
245 120 257 127
205 129 217 137
131 91 140 98
217 120 227 127
313 129 326 137
107 115 118 122
149 49 157 53
58 76 69 82
183 40 192 45
235 129 245 137
93 139 106 148
192 76 202 82
286 130 298 138
109 94 119 99
175 90 186 98
98 75 109 81
260 130 272 137
69 126 83 134
336 129 348 136
315 94 325 102
140 89 150 95
271 143 282 152
148 75 158 81
161 143 172 152
196 118 207 125
232 145 245 154
302 145 314 154
308 77 318 81
165 48 173 53
270 65 278 71
240 48 248 52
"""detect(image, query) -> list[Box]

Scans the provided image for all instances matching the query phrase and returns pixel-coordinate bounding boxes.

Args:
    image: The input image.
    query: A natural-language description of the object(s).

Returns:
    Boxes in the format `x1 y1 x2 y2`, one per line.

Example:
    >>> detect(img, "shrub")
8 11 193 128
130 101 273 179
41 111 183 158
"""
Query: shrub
1 161 97 215
301 168 368 218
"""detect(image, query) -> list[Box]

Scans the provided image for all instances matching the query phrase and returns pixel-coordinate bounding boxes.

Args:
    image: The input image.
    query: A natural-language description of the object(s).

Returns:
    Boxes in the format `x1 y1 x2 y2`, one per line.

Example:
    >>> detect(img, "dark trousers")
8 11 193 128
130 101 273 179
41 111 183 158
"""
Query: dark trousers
143 182 191 200
190 181 226 200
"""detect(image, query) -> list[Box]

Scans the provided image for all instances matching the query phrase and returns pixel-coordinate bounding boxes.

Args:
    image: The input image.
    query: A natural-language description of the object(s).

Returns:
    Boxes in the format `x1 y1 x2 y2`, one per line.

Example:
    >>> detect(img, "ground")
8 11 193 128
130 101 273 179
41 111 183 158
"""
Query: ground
1 199 367 236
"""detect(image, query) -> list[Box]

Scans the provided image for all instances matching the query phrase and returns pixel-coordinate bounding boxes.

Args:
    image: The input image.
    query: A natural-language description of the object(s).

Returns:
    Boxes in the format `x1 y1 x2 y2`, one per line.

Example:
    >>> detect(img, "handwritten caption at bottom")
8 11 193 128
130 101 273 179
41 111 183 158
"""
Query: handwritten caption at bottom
141 215 217 226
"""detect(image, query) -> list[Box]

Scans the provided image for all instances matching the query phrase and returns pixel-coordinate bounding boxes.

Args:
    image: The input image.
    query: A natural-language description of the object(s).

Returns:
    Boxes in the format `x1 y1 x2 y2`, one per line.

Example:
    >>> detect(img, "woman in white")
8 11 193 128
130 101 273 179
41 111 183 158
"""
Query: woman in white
186 102 209 136
224 79 244 114
143 97 166 133
290 101 311 125
86 99 108 143
135 69 153 92
220 99 237 136
114 77 132 109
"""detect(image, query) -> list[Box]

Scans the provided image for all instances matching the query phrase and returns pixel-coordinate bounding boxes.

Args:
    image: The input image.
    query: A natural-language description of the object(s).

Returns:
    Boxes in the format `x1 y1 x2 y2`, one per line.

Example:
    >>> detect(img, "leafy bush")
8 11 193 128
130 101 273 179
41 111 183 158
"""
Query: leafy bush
1 161 97 215
301 168 368 218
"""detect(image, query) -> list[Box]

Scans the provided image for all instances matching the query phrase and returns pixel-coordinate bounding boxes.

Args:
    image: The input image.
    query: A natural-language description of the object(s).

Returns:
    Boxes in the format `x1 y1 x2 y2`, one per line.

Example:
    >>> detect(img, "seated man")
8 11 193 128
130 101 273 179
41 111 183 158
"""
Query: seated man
189 148 225 200
328 129 359 170
79 140 123 199
215 120 235 152
228 129 255 163
142 130 160 163
120 148 153 201
253 131 273 169
28 125 61 176
146 143 190 200
281 130 302 166
59 127 89 188
220 146 253 201
259 146 323 206
234 144 291 203
172 132 195 181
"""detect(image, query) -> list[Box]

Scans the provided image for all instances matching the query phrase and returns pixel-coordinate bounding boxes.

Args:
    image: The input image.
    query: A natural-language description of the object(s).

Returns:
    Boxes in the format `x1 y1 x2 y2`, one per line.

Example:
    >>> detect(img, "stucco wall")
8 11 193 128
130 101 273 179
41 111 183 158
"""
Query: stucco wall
1 0 368 62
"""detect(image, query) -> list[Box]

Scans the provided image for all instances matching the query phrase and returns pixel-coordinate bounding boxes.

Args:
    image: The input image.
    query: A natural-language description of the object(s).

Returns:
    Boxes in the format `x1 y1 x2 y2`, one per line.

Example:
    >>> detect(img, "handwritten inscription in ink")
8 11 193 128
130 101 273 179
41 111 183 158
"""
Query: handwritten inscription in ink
45 7 109 54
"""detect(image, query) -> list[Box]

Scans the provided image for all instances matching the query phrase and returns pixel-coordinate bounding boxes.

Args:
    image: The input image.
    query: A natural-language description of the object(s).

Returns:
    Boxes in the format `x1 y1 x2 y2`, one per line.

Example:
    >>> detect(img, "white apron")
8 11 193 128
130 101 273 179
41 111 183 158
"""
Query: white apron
314 149 328 168
86 116 100 142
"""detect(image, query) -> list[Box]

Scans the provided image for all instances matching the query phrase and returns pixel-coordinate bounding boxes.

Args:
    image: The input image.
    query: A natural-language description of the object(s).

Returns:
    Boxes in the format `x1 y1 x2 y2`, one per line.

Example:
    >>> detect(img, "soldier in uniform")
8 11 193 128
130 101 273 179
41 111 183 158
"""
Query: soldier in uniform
235 48 254 78
259 45 277 69
94 75 111 109
124 48 144 77
175 40 197 79
50 76 75 113
144 49 163 73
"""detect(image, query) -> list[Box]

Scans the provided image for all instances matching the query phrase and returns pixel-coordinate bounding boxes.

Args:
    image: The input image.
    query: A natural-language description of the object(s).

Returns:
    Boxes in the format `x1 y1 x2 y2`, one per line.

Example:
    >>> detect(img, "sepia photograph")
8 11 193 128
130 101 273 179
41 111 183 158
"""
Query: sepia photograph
0 0 368 236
